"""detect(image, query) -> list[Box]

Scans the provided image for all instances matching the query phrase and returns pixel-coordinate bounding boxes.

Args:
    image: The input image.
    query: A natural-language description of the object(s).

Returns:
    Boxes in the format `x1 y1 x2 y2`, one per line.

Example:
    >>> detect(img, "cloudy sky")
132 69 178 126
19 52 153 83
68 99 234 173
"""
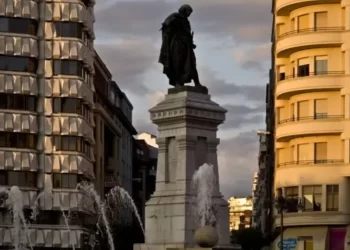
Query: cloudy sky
94 0 272 198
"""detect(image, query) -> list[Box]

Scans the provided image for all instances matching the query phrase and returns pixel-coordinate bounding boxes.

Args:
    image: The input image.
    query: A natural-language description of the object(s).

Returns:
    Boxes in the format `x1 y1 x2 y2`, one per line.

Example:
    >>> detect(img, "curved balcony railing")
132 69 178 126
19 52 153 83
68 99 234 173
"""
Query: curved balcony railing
278 159 344 167
278 71 345 81
277 27 345 41
278 114 344 124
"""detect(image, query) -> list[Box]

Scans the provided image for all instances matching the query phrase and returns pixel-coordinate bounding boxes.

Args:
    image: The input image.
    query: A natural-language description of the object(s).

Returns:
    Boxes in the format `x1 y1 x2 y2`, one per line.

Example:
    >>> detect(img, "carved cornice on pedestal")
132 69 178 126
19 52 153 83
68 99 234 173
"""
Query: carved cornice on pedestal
177 135 197 150
207 138 220 153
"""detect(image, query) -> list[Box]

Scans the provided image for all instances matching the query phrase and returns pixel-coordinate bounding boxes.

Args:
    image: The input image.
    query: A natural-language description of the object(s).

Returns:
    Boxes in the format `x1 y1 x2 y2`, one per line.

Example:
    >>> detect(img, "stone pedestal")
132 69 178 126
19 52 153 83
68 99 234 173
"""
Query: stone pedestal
134 87 231 250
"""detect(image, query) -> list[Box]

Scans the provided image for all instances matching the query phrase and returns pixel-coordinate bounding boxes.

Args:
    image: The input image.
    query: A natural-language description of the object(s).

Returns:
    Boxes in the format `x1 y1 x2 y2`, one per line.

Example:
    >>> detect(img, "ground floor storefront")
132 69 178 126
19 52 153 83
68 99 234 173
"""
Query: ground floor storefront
272 226 349 250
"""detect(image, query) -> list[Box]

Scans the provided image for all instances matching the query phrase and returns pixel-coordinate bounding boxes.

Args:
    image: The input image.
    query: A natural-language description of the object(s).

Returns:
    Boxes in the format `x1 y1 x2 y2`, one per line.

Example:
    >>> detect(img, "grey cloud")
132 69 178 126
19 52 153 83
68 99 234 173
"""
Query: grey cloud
95 0 271 44
234 43 271 71
200 68 266 102
218 131 259 198
221 104 264 129
95 39 158 95
134 119 157 135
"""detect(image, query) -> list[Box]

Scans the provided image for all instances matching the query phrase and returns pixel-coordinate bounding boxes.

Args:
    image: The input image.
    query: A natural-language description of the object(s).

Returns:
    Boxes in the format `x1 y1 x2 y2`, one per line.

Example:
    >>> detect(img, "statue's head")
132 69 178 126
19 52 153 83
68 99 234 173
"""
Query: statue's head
179 4 193 17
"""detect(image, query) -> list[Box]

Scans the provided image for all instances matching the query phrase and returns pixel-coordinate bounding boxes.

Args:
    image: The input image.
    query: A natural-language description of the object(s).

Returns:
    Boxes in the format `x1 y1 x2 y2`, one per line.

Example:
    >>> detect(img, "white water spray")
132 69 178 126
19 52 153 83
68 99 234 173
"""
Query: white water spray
106 186 145 235
192 163 216 227
78 182 115 250
31 182 75 250
0 186 33 250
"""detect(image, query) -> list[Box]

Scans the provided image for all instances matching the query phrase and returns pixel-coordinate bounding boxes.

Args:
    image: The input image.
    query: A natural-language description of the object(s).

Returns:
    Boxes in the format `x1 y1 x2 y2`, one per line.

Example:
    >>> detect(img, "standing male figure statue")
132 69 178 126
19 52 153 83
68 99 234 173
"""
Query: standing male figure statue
159 4 203 88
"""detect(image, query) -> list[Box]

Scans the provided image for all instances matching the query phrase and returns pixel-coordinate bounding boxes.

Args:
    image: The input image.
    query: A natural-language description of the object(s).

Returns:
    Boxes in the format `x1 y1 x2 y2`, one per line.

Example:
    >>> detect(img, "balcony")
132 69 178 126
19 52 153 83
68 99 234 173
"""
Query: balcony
278 159 344 167
276 0 340 16
276 71 345 99
274 211 349 227
276 115 343 141
275 160 347 187
276 27 344 57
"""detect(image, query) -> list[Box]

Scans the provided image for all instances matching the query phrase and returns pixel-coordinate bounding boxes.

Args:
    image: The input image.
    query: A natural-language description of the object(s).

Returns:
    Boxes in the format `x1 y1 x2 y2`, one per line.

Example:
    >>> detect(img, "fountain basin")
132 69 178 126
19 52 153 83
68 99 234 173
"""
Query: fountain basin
194 226 218 248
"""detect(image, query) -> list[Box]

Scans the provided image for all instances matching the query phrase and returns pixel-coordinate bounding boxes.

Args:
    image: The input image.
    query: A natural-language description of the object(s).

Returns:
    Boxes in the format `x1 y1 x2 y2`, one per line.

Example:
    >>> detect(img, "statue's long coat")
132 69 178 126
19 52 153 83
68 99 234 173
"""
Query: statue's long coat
159 13 197 86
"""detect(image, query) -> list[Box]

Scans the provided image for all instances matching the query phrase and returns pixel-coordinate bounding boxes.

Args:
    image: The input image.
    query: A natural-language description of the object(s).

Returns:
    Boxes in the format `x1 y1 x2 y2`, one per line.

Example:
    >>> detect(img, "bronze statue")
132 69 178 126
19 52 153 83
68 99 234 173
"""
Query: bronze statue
159 4 202 88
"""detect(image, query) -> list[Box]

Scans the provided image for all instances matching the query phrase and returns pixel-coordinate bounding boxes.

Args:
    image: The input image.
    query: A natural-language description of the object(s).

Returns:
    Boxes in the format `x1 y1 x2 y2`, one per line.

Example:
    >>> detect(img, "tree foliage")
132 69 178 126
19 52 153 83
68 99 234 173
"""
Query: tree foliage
231 228 265 250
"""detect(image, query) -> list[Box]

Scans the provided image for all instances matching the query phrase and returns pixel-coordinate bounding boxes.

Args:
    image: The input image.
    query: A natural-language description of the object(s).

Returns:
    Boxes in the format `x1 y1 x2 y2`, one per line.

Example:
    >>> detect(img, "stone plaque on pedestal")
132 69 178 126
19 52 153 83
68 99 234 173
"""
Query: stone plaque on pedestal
134 87 231 250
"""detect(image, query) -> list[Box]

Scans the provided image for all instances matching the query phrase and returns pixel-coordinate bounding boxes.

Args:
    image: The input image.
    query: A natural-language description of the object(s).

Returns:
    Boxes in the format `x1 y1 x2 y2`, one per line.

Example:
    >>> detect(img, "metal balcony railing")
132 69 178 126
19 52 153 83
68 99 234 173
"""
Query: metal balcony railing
278 114 344 124
278 71 345 81
277 26 345 40
277 159 344 167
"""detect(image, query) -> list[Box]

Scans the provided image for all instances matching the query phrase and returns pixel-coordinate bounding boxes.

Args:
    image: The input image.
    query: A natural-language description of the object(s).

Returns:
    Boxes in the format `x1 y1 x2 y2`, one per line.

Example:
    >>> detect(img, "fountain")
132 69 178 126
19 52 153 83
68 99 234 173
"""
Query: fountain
106 186 145 235
0 186 33 250
0 182 145 250
78 182 116 250
192 163 219 248
30 181 76 250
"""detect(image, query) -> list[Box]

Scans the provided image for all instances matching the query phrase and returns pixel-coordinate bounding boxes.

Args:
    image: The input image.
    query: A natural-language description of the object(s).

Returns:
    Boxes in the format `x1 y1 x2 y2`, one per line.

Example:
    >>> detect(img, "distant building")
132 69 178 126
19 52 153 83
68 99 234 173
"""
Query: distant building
132 133 158 242
136 132 158 149
93 52 137 198
228 197 253 231
252 134 268 235
251 172 259 228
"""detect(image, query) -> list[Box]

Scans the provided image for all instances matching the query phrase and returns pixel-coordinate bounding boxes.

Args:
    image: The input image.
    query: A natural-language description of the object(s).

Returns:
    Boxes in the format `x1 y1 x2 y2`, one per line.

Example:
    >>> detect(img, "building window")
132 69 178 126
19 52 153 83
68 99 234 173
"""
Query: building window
285 186 299 212
315 56 328 75
302 185 322 211
0 16 38 35
314 12 327 30
53 60 84 77
54 136 91 158
53 97 90 120
278 66 286 80
297 143 308 163
0 132 36 149
298 64 309 77
297 100 309 119
0 55 37 73
314 142 327 164
326 185 339 211
54 22 83 39
298 14 309 31
314 99 327 119
0 171 36 187
53 174 82 189
0 94 36 111
285 186 298 199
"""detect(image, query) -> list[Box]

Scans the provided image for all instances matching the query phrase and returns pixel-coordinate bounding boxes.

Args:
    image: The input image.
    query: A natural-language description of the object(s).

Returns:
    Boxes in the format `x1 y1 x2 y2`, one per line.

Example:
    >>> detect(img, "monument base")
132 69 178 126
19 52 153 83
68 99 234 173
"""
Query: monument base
134 87 230 250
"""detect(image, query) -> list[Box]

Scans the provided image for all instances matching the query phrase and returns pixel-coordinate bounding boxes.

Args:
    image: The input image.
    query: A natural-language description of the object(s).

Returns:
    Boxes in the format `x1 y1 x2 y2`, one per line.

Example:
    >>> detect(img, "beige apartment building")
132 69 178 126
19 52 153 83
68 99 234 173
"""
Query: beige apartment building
273 0 350 249
228 197 253 232
0 0 97 247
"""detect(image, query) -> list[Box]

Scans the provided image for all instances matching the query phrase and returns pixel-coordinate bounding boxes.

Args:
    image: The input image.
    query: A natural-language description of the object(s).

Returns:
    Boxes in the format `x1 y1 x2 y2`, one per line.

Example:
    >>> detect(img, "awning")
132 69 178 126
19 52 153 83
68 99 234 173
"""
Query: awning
272 226 328 250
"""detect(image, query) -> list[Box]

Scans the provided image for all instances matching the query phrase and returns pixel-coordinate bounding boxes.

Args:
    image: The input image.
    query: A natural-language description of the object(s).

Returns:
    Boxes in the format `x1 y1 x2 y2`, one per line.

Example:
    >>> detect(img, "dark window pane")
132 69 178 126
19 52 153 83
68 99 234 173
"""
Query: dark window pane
62 98 77 113
0 56 37 73
0 171 6 185
0 17 37 35
0 132 37 149
62 174 70 188
53 60 83 77
54 22 83 39
53 174 61 188
0 94 37 111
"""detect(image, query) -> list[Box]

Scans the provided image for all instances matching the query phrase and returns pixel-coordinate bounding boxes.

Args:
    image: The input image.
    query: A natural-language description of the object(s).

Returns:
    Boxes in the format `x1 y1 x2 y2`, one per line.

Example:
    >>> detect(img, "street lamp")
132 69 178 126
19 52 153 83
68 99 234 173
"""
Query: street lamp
274 196 304 250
